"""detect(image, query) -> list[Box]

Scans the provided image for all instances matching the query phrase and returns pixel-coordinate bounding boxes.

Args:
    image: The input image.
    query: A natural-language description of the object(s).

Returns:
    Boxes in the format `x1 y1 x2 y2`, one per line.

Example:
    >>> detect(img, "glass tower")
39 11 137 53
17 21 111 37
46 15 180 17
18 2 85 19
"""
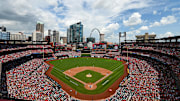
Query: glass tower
67 22 83 44
0 31 10 40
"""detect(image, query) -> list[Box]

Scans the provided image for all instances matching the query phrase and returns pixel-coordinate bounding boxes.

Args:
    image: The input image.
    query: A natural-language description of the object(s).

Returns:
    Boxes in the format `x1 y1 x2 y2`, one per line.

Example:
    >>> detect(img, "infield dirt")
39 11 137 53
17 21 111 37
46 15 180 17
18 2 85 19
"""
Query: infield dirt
63 66 112 90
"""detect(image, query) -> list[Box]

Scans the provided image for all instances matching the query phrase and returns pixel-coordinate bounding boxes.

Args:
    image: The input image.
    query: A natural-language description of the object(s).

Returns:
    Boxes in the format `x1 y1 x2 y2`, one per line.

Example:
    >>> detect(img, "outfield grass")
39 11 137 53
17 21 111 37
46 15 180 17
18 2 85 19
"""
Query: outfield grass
74 70 104 83
50 57 124 94
81 54 91 57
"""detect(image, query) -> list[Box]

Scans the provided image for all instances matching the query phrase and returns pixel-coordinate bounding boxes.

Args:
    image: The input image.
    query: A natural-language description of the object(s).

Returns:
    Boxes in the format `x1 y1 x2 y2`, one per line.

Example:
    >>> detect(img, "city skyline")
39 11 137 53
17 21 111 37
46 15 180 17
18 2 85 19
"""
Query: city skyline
0 0 179 42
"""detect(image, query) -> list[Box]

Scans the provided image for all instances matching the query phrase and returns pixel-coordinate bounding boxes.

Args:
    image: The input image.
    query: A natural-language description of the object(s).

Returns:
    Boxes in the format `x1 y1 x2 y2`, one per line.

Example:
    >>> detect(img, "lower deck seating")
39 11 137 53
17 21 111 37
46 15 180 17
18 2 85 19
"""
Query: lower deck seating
6 59 69 100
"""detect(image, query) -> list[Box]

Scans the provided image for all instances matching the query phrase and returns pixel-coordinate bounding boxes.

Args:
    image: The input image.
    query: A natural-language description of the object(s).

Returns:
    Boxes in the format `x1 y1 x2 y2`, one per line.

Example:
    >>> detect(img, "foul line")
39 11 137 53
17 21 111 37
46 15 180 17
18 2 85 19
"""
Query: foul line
112 64 125 72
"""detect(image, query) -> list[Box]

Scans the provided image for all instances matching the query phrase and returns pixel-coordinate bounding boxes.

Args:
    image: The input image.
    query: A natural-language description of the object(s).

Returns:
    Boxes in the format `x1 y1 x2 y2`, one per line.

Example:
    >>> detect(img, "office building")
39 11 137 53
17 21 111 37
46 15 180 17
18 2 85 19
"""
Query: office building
0 26 6 32
136 33 156 42
32 31 43 41
48 29 53 42
45 36 50 42
28 36 32 41
60 37 67 44
53 30 59 43
10 32 26 40
0 32 10 40
48 29 51 36
0 26 10 40
67 22 83 44
83 36 86 43
36 21 44 40
100 33 105 42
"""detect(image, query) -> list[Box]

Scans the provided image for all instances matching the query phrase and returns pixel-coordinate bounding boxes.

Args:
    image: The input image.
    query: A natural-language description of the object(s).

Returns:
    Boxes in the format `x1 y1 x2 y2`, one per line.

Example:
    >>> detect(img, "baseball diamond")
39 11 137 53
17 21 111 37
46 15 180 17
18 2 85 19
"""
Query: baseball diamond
45 57 128 100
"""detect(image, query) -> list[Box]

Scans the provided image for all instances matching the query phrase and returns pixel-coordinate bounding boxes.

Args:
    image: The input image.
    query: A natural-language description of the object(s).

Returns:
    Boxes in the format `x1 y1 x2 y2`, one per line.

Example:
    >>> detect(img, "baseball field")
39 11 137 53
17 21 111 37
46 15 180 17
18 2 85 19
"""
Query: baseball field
48 57 125 95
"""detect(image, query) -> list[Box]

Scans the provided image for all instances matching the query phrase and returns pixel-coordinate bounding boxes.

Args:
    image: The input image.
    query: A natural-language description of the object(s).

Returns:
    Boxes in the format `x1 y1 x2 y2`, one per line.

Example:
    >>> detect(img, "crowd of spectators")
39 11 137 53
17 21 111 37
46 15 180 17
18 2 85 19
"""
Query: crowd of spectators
1 43 179 100
91 53 105 57
106 84 132 101
115 55 179 100
0 49 53 63
6 59 70 100
107 51 120 56
55 51 81 57
0 45 52 54
0 50 31 63
114 56 161 100
0 45 27 53
2 55 179 100
124 44 180 58
27 45 52 48
123 49 180 81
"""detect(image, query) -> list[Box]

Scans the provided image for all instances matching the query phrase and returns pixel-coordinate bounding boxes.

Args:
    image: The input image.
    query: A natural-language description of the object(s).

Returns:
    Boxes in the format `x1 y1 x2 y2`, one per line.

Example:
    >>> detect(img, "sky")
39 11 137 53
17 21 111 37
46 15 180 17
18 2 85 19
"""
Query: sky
0 0 180 42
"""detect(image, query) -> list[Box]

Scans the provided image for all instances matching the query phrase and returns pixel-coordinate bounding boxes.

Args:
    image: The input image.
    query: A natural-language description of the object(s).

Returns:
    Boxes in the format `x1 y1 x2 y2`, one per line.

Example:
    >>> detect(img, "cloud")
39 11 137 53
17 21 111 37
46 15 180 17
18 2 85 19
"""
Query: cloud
150 21 160 27
158 32 174 38
171 7 180 11
101 23 120 34
124 25 150 41
153 10 157 15
0 0 156 42
0 0 60 34
139 26 149 30
60 0 151 38
123 12 142 26
150 32 156 35
150 15 177 27
101 23 120 42
105 33 119 42
161 16 177 25
127 25 148 35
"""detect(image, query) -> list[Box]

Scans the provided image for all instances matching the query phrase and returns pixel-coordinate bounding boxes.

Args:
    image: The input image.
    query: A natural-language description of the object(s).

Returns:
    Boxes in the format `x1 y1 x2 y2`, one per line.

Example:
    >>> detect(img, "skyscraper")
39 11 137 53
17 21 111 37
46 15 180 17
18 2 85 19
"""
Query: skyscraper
0 32 10 40
0 26 10 40
32 31 43 41
48 29 53 42
36 21 44 40
67 22 83 44
48 29 51 36
53 30 59 43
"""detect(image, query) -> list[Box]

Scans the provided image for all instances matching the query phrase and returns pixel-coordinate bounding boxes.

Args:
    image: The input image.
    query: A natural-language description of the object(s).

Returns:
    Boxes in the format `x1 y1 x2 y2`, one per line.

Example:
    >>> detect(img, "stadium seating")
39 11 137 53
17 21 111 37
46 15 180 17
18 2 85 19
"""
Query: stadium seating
114 56 179 100
55 51 81 57
123 43 180 58
0 45 52 54
1 42 179 100
123 48 180 82
0 49 53 63
6 59 69 100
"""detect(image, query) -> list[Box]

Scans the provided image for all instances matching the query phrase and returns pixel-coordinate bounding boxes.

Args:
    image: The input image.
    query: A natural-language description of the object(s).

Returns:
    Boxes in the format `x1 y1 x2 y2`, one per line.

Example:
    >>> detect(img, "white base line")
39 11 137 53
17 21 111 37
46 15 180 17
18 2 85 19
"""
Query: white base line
112 64 124 72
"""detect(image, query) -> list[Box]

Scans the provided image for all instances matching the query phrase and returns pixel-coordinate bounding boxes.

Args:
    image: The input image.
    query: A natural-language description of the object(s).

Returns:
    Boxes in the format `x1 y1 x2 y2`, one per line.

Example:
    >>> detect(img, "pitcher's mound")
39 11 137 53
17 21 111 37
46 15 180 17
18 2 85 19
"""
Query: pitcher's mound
86 73 92 77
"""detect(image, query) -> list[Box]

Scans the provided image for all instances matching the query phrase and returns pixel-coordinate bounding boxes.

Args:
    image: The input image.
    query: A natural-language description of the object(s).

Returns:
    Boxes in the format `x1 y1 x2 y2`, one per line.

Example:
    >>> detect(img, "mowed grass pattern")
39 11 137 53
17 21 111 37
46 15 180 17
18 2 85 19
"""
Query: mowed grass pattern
74 70 104 83
50 57 124 94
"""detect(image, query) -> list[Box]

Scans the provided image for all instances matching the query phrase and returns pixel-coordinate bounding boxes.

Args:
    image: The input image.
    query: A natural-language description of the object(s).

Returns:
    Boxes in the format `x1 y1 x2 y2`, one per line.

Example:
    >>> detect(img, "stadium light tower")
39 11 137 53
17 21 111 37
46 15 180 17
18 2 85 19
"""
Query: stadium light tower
119 32 128 65
119 32 126 54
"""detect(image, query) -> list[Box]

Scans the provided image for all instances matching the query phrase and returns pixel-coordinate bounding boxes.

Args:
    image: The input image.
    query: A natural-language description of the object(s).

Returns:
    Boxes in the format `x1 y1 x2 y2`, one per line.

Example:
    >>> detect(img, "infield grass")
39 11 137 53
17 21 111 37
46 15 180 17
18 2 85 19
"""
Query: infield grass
50 57 124 94
74 70 104 83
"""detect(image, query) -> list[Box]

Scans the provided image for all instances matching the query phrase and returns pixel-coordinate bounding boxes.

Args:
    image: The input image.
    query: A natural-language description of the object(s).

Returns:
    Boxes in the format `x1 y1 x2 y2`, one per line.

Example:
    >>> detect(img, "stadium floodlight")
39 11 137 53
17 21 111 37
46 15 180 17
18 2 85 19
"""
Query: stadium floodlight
119 32 127 55
119 31 128 65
